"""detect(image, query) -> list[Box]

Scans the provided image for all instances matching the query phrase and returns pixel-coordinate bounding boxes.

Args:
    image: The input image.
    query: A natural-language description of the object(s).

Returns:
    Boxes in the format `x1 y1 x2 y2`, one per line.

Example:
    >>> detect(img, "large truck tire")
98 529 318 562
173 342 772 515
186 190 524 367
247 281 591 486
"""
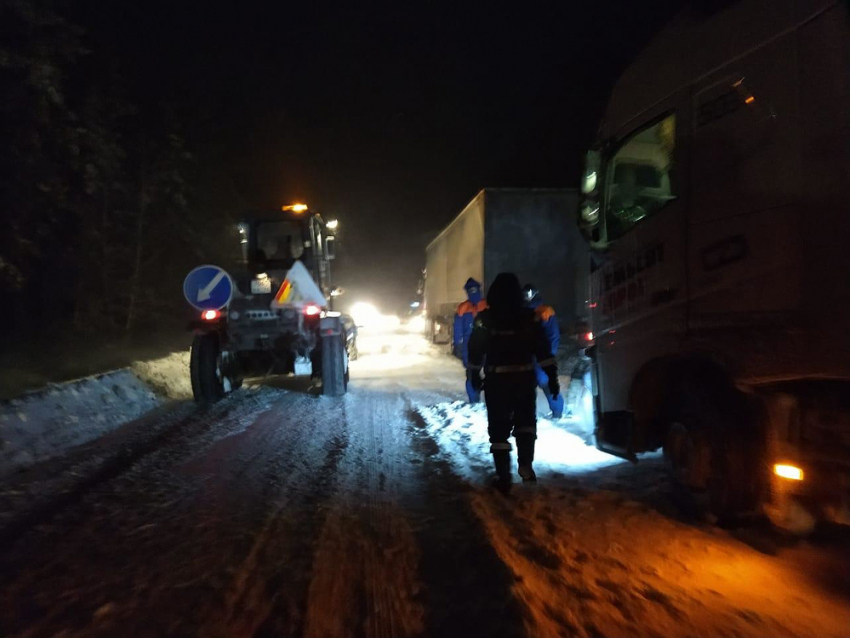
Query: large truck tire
321 316 347 396
191 333 225 404
664 383 765 523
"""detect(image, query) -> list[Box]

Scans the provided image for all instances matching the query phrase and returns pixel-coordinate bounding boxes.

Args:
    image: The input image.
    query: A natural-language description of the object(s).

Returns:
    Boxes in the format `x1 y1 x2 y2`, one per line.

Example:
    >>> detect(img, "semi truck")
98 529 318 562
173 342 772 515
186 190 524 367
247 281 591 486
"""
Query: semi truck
424 188 586 343
577 0 849 530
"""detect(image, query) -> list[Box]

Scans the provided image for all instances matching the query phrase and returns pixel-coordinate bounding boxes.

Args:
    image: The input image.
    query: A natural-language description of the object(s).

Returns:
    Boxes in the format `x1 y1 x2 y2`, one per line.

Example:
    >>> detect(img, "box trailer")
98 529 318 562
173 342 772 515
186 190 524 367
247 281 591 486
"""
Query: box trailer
425 188 585 343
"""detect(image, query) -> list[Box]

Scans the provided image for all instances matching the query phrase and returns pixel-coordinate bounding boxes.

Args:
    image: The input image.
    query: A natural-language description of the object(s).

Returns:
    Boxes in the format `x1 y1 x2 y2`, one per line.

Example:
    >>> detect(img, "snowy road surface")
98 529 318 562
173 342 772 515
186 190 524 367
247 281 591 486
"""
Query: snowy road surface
1 329 849 637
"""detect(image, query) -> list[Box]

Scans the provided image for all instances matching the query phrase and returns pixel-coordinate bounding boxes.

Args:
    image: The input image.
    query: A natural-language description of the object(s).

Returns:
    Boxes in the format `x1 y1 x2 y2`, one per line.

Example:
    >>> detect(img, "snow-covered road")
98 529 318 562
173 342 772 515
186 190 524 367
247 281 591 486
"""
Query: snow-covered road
1 329 848 637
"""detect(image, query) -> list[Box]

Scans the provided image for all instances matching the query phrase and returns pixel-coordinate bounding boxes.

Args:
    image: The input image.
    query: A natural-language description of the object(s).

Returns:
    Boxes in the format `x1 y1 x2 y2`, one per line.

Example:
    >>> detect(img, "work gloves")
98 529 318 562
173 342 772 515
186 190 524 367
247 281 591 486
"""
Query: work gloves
544 365 560 399
467 369 484 392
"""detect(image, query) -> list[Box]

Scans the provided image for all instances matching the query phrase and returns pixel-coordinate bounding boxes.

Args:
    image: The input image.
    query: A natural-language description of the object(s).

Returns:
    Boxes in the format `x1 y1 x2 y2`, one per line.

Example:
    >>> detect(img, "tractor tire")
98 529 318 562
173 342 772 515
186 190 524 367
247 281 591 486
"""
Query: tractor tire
322 332 347 396
191 333 224 404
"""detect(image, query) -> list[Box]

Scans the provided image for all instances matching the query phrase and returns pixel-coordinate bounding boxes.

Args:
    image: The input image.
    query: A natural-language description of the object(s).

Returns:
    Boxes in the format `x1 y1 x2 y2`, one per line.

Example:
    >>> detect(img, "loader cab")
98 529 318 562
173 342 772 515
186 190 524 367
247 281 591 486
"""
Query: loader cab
238 207 336 301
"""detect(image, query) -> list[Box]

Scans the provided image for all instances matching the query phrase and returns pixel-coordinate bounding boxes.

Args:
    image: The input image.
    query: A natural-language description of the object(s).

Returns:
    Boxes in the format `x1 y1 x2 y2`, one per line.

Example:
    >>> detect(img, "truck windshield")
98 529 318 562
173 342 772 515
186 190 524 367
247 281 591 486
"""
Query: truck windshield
256 221 306 263
604 114 676 240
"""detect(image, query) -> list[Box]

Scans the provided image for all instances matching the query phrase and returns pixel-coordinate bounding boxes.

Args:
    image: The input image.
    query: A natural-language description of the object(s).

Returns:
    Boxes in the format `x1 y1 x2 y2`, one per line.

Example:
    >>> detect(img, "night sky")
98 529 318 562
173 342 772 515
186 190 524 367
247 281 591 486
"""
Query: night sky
72 0 688 310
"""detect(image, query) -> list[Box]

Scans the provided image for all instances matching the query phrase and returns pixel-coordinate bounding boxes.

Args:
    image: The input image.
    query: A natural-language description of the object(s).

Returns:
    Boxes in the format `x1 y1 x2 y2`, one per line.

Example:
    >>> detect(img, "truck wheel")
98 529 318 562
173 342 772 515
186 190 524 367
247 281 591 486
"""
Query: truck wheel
191 333 225 404
664 386 764 522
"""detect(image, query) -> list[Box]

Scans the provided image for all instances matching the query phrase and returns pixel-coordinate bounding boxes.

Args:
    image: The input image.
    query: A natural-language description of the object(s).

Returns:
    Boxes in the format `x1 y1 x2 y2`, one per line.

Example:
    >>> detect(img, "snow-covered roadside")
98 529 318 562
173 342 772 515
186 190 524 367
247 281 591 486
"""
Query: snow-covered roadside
416 399 850 638
417 401 623 483
0 351 192 477
470 485 850 638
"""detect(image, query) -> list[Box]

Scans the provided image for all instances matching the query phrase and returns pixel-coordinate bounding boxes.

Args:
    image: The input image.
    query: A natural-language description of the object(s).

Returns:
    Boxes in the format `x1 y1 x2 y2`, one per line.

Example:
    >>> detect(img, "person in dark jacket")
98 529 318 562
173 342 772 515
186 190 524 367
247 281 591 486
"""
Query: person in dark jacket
522 283 565 418
467 273 559 491
453 277 488 402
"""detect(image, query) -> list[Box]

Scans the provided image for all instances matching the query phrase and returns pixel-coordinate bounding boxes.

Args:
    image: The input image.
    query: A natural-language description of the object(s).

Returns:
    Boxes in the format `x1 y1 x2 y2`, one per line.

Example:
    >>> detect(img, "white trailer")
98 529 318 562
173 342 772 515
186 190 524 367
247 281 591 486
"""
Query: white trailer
578 0 850 529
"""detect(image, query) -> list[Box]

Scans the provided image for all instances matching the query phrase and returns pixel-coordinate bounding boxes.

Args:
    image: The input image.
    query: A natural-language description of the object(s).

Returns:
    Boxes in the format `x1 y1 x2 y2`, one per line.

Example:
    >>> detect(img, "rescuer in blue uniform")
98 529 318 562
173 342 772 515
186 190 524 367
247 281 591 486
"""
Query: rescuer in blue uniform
467 273 559 491
522 283 565 419
453 277 488 402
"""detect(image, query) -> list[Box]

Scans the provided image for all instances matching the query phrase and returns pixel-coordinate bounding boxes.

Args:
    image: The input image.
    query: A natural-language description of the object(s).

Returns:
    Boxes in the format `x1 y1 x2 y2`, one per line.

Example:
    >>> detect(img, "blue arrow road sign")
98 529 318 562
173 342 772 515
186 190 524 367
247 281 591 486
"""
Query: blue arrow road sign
183 265 234 311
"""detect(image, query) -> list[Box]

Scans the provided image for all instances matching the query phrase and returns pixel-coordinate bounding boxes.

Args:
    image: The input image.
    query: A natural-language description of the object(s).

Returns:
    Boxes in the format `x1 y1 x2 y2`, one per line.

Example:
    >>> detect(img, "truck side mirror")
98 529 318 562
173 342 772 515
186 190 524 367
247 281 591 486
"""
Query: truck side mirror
326 235 336 260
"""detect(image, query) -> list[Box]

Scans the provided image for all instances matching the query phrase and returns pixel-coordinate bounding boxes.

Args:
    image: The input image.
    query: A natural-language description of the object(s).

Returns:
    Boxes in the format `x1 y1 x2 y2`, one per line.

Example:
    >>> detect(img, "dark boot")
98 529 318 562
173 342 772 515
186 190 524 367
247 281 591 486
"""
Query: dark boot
491 449 512 494
516 435 537 482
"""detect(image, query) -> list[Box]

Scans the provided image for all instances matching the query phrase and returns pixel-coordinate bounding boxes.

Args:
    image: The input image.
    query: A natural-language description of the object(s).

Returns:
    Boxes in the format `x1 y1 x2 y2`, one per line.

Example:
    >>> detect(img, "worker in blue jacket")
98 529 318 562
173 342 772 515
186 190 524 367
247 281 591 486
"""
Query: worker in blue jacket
523 284 565 418
454 277 488 402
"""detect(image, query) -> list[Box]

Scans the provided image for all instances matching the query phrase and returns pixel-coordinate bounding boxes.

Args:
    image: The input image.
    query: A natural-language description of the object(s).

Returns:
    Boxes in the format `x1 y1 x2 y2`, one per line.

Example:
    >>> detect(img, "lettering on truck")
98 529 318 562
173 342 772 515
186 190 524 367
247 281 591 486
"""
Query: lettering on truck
598 244 667 316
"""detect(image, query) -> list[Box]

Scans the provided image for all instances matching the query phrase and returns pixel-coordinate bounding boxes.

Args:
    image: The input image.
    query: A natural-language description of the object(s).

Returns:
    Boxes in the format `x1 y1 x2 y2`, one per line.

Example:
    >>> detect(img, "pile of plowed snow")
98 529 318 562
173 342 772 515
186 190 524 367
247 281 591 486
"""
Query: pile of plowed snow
131 350 192 400
0 350 192 477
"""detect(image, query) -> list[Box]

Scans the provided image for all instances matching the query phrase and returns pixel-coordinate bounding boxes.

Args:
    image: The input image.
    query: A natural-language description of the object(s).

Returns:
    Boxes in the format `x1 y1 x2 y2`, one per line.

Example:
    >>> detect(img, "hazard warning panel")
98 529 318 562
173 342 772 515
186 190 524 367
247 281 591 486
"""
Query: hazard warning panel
269 261 327 309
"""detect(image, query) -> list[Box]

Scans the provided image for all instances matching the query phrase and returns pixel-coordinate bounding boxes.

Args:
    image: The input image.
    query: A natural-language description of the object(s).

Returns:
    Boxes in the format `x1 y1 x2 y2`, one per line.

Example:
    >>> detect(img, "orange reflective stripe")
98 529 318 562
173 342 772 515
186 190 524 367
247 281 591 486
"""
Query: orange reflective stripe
536 305 555 322
474 300 488 314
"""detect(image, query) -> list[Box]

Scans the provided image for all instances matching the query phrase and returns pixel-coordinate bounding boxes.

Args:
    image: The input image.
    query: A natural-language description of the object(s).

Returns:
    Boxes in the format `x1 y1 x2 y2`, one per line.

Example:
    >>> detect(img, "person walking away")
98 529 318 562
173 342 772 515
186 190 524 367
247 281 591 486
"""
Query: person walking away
467 273 559 492
522 283 565 419
453 277 488 402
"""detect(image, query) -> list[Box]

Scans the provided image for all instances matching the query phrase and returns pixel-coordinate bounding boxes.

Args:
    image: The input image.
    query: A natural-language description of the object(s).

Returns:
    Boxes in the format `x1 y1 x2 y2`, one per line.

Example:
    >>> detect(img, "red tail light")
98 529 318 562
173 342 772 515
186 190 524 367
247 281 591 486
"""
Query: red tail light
303 304 321 316
583 331 594 342
202 309 221 321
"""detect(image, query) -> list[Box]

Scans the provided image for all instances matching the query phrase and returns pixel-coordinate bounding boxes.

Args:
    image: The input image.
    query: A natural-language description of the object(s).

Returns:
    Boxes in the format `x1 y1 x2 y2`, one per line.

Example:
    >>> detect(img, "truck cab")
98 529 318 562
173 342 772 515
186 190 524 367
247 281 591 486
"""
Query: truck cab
578 0 850 529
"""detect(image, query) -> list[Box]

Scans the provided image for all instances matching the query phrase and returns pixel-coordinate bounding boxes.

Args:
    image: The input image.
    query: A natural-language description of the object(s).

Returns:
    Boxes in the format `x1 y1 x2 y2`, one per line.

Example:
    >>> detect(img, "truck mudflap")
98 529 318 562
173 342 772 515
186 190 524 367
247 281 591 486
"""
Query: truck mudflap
319 314 348 396
595 410 638 463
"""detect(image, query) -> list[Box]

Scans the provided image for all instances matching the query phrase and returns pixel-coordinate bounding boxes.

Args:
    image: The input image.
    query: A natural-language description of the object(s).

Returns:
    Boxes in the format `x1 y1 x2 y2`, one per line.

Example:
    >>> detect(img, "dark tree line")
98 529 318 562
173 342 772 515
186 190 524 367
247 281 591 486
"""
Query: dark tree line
0 0 239 341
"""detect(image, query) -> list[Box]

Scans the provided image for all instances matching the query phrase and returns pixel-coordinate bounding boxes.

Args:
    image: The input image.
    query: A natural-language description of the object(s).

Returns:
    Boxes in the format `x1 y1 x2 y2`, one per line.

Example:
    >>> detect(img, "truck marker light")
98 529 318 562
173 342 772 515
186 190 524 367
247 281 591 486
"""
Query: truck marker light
745 96 755 104
774 464 803 481
304 304 321 316
202 309 221 321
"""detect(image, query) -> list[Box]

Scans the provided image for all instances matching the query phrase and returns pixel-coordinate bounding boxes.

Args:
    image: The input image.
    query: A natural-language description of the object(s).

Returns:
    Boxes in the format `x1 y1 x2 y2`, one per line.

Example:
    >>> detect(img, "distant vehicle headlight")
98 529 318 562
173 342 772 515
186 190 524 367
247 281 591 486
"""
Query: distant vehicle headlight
351 302 380 327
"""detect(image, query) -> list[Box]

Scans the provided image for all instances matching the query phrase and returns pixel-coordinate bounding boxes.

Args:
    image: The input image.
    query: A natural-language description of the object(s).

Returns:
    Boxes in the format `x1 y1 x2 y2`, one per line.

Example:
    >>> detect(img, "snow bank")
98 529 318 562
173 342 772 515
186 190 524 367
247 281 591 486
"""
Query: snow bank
0 370 161 477
130 350 193 400
0 350 193 477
